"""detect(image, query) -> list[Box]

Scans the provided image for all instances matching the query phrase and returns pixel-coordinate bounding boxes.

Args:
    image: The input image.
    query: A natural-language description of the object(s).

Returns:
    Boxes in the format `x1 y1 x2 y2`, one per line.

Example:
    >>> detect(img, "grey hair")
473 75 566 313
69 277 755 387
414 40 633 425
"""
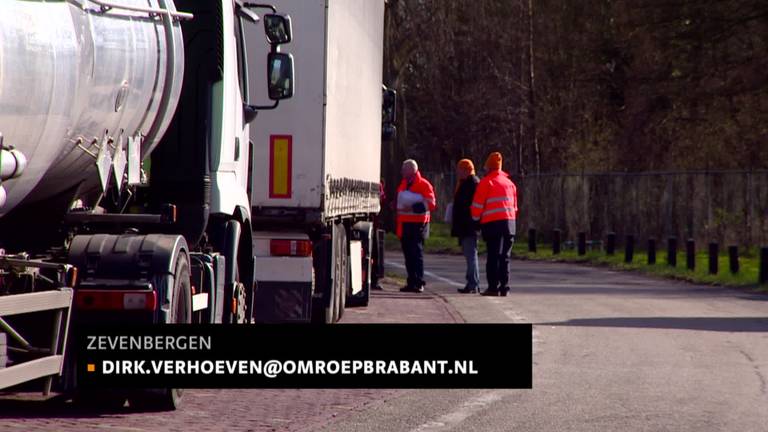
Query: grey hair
402 159 418 171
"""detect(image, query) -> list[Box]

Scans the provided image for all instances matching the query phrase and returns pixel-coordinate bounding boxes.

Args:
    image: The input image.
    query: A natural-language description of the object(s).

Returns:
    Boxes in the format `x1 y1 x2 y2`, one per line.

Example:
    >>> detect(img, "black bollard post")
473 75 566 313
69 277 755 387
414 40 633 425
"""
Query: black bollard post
728 246 739 274
708 242 718 275
667 237 677 267
606 232 616 256
686 239 695 270
578 232 586 256
528 228 537 253
648 238 656 265
552 229 561 255
760 247 768 284
625 235 635 263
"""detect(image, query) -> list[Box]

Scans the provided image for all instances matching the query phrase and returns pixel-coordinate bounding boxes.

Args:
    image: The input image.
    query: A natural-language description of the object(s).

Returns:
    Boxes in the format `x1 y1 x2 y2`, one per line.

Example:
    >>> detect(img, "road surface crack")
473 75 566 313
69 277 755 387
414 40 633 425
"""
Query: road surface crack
738 348 767 397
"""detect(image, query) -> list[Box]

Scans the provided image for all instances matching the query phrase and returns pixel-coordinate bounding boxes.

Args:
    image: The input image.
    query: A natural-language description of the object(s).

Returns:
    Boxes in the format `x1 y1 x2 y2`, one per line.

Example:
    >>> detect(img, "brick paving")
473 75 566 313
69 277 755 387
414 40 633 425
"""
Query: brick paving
0 278 460 432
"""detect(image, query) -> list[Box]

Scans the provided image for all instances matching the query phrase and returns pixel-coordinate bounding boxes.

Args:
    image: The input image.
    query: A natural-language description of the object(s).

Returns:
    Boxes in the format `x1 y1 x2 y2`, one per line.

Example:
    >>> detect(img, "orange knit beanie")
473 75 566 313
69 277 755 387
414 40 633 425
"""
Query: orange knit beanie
457 159 475 175
485 152 502 170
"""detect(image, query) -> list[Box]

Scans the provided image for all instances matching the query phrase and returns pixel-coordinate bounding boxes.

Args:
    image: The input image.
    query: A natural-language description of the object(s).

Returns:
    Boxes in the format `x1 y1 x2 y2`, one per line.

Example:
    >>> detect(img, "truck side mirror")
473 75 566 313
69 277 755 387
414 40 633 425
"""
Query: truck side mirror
382 87 397 141
382 124 397 142
383 88 397 124
268 52 295 100
264 14 292 45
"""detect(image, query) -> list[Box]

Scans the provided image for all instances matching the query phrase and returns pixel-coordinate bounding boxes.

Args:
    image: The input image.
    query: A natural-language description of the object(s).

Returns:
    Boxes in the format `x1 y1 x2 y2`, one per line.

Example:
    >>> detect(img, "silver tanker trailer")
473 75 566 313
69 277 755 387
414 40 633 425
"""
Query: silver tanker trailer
0 0 295 410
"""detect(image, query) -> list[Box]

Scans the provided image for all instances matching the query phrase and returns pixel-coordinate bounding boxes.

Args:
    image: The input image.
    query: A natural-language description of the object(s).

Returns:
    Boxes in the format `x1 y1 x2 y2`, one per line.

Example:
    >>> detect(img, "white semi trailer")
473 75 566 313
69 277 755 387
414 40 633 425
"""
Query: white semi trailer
247 0 393 323
0 0 294 409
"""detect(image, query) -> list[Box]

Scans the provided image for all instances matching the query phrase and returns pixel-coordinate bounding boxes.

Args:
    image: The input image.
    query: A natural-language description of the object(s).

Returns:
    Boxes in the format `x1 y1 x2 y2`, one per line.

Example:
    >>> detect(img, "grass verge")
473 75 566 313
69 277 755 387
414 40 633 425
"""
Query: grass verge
385 222 767 290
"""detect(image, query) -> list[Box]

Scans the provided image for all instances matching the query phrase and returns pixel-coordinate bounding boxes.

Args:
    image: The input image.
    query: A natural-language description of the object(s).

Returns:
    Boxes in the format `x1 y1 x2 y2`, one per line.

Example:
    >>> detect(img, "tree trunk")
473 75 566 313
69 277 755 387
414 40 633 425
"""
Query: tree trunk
528 0 540 174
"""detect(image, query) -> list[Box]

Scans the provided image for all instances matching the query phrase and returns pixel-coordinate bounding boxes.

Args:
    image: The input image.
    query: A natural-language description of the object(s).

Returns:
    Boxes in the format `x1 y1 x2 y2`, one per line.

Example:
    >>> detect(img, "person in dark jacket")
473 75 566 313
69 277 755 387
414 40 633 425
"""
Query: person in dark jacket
451 159 481 293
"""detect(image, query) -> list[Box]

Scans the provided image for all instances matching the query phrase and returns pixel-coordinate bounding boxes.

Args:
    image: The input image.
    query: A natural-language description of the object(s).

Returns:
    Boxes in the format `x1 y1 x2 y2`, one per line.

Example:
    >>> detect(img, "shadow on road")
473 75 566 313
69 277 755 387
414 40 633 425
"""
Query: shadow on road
0 393 160 419
539 316 768 332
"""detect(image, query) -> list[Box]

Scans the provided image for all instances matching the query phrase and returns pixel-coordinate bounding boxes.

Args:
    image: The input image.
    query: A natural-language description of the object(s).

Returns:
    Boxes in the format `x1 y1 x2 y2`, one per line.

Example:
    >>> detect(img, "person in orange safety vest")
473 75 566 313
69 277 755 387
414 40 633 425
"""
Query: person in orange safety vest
395 159 436 293
471 152 518 296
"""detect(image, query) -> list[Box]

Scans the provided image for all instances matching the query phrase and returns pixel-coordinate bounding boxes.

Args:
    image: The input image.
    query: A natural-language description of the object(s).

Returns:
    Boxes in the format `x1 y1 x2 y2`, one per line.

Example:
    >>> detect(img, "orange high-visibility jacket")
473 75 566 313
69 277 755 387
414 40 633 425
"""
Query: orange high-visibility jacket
396 171 436 238
470 170 518 224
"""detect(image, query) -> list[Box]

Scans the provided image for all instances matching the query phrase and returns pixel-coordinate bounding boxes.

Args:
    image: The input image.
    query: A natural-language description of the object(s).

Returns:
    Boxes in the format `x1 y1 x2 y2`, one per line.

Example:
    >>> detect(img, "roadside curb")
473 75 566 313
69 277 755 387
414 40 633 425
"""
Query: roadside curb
510 254 768 294
425 289 467 323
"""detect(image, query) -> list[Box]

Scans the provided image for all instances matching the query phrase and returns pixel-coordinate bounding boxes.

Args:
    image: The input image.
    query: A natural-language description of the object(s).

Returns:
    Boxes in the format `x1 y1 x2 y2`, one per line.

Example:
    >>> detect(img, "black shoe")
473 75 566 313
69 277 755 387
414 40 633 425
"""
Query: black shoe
480 289 500 297
499 287 510 297
457 286 479 294
400 285 424 293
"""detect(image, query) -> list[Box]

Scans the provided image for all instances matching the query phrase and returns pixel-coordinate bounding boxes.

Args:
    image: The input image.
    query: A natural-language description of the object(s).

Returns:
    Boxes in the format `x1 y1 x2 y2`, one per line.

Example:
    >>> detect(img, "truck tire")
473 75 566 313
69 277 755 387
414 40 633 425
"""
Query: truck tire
310 232 334 324
129 253 191 411
74 390 128 410
334 224 348 322
220 220 247 324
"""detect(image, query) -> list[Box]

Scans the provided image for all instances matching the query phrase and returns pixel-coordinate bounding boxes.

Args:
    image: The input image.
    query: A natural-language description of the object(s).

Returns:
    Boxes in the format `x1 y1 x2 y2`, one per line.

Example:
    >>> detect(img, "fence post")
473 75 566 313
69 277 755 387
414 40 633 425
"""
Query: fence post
708 242 718 275
760 247 768 284
553 229 561 255
667 237 677 267
625 235 634 263
648 238 656 265
728 246 739 274
686 239 695 270
528 228 537 253
578 232 586 256
606 232 616 256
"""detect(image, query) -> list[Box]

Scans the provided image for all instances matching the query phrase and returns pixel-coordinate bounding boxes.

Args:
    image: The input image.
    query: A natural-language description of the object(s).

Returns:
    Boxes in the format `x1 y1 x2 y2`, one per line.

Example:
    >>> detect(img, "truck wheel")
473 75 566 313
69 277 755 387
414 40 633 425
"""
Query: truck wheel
130 388 183 412
324 279 337 325
232 279 247 324
310 233 335 324
332 224 349 323
74 390 128 410
129 253 191 411
330 225 341 324
337 226 348 321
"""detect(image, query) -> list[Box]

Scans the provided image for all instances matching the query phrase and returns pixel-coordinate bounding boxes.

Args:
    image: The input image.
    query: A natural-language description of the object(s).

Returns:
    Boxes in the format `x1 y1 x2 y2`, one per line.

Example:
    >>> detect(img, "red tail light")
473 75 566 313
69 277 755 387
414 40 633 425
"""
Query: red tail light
270 239 313 257
75 290 157 311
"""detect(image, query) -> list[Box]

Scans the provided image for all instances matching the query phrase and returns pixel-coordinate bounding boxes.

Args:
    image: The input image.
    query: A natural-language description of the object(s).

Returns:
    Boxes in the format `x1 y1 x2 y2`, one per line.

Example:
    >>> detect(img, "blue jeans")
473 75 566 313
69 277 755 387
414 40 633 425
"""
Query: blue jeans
461 235 480 289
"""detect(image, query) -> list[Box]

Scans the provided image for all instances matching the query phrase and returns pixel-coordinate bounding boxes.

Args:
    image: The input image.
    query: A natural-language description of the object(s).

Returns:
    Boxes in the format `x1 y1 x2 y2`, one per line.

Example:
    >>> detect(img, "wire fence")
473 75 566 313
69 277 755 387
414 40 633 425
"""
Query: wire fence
423 170 768 248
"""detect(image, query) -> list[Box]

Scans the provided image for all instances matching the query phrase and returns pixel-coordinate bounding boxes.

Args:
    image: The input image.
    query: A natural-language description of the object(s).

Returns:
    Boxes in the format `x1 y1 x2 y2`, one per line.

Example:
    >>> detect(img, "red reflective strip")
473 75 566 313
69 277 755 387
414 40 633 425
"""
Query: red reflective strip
75 290 157 311
270 239 313 257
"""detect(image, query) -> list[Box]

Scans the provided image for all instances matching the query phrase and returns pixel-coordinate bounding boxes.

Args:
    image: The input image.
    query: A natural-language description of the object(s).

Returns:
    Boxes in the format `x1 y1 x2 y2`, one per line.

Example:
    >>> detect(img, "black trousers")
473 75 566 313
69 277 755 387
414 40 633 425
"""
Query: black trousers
401 222 429 287
482 220 515 291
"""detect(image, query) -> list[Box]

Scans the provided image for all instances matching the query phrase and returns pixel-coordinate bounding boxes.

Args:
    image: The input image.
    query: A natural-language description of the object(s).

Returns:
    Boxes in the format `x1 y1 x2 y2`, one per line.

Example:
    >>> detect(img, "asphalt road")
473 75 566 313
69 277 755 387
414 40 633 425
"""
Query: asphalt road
3 254 767 431
321 253 768 432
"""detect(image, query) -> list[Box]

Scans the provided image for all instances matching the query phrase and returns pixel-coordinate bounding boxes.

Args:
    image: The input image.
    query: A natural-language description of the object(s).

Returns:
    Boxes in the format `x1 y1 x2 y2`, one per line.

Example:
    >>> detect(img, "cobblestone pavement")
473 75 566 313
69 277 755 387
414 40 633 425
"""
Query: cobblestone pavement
0 278 460 432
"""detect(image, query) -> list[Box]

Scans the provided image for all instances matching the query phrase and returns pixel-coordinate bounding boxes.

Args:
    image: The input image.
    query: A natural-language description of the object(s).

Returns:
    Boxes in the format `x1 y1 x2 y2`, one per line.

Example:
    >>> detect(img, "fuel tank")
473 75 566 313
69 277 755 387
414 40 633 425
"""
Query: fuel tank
0 0 186 215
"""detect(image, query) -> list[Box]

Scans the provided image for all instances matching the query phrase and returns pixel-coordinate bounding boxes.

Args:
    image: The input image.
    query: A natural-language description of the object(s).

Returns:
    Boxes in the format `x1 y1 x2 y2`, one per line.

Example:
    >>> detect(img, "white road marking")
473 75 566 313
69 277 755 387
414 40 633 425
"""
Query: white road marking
389 256 543 354
387 261 464 287
409 390 514 432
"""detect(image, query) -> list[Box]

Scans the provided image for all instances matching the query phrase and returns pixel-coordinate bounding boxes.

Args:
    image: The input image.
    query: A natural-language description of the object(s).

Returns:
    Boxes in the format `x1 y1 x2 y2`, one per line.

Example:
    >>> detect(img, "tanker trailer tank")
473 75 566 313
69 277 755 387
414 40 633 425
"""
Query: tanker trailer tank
0 0 189 216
